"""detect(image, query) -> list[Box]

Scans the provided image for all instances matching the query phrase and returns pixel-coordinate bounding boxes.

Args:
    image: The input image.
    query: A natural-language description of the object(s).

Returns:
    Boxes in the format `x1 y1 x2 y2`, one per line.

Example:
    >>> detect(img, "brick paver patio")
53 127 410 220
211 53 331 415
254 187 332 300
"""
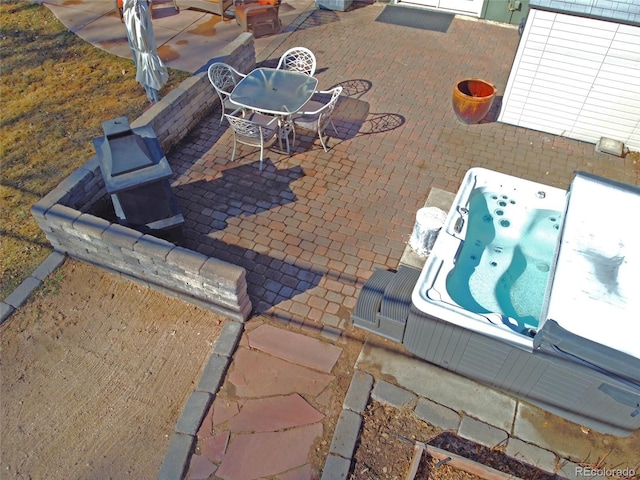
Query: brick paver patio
168 5 637 336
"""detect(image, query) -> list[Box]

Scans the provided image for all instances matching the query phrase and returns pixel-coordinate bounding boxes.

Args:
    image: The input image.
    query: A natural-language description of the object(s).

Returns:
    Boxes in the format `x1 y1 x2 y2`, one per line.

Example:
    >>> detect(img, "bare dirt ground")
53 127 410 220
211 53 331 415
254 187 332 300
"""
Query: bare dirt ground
352 400 640 480
3 257 640 480
352 400 558 480
0 258 226 480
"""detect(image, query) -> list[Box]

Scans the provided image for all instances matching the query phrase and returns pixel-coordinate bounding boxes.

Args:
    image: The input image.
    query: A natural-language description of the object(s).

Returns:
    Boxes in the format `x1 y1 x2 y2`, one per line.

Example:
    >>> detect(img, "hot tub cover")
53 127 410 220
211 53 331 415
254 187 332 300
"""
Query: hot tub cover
539 172 640 382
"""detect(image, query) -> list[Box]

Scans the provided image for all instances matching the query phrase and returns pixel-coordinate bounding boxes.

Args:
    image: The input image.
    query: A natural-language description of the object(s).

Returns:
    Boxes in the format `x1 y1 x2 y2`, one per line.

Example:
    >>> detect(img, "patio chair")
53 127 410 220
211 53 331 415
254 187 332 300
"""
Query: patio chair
234 0 282 38
178 0 234 19
208 63 247 124
291 86 342 152
276 47 317 76
224 111 279 171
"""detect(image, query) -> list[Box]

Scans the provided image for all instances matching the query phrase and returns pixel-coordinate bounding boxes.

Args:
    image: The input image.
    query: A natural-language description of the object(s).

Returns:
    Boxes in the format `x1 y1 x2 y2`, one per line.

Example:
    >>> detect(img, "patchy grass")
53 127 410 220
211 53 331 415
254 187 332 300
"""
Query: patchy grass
0 0 190 298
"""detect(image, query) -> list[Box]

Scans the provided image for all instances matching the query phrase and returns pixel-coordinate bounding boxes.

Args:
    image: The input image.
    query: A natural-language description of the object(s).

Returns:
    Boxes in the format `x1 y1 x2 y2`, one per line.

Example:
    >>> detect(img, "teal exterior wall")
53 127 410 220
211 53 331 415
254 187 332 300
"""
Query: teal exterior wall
481 0 529 25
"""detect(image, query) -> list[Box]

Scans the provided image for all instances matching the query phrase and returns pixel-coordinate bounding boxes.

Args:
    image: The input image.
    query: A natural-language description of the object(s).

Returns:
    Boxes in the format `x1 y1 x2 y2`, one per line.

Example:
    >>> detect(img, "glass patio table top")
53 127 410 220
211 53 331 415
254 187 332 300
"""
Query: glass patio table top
229 67 318 116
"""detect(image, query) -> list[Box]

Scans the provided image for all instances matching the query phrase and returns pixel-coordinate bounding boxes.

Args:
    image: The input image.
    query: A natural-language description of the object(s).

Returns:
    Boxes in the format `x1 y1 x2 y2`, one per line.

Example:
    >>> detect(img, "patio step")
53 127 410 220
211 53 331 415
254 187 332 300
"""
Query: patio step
351 266 421 343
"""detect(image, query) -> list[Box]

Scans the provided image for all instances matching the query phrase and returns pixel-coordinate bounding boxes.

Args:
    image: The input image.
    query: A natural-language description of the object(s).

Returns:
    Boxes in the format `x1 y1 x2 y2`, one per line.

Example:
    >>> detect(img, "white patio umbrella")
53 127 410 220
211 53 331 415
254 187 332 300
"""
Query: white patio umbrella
123 0 169 102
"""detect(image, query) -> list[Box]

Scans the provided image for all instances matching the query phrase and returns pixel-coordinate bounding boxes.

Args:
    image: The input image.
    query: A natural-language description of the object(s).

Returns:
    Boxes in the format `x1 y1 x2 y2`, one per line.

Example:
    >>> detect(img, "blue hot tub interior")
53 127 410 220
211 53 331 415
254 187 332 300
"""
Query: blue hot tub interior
445 188 562 334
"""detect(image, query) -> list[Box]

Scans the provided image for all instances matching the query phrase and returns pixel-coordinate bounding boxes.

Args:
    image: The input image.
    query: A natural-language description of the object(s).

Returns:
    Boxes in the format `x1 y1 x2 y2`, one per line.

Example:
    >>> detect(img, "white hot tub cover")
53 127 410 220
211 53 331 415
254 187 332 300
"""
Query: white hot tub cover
536 172 640 384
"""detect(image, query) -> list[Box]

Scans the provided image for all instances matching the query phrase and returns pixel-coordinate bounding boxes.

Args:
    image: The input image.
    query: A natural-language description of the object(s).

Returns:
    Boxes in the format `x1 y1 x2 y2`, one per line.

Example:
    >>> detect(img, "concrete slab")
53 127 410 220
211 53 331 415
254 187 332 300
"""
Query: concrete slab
371 380 416 408
458 416 508 448
557 460 595 480
45 4 113 32
42 0 317 73
506 438 558 474
512 402 640 467
355 342 516 431
413 397 461 431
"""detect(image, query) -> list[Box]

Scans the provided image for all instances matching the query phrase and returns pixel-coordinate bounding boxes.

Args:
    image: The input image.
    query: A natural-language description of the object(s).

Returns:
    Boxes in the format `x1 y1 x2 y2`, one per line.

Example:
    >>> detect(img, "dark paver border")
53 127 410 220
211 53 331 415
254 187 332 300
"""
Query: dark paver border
157 319 244 480
1 251 66 325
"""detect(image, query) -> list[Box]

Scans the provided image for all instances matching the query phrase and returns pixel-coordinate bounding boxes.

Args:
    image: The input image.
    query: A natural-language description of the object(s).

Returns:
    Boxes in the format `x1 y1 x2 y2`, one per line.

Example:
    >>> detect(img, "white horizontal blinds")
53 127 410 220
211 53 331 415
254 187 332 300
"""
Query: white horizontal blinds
500 9 558 130
499 9 640 150
569 23 640 146
499 9 575 135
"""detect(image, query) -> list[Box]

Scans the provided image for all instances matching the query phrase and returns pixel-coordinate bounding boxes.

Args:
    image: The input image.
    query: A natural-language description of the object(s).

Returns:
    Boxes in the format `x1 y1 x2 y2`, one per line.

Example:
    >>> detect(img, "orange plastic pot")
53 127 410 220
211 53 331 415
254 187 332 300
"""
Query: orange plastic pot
452 79 496 124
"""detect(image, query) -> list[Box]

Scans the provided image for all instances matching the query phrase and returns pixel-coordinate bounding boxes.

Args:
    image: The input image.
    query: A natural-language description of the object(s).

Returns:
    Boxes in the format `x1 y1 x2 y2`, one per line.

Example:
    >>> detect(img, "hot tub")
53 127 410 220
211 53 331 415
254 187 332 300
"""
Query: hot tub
411 168 566 350
404 168 640 436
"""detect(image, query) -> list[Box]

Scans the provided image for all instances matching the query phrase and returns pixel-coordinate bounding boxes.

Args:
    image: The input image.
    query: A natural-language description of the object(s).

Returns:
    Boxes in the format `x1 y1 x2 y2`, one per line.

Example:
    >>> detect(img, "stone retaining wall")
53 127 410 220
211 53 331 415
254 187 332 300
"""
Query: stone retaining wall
30 33 258 322
134 32 257 153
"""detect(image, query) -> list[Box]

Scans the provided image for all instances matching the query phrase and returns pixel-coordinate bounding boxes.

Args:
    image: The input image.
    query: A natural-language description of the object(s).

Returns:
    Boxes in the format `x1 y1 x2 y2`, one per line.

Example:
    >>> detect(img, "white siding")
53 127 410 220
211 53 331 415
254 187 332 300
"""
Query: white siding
499 9 640 151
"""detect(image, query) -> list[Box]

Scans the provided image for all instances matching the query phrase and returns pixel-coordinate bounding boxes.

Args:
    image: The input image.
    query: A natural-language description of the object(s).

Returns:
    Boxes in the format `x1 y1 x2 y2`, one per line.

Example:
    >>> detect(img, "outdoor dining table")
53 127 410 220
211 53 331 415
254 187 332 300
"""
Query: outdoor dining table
229 67 319 153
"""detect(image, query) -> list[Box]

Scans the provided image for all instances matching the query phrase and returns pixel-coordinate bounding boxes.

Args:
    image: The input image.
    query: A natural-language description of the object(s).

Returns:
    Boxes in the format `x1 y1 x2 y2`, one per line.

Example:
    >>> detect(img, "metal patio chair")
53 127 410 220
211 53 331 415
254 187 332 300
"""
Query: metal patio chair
291 86 342 152
224 111 279 171
276 47 317 77
208 63 246 124
234 0 282 37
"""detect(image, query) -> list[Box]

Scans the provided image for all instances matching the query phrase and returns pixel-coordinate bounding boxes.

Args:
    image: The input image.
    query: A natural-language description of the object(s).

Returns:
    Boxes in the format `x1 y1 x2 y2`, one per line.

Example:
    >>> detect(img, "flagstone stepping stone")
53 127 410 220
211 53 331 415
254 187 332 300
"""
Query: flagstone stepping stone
187 454 216 480
215 423 323 479
229 393 324 433
279 464 312 480
201 430 229 463
211 399 240 427
196 403 214 439
228 348 334 398
248 324 342 373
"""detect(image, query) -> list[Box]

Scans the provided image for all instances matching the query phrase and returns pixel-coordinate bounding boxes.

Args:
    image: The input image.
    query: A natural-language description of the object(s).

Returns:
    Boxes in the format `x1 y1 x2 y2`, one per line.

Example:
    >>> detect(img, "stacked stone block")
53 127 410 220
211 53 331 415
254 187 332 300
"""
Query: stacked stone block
29 33 259 323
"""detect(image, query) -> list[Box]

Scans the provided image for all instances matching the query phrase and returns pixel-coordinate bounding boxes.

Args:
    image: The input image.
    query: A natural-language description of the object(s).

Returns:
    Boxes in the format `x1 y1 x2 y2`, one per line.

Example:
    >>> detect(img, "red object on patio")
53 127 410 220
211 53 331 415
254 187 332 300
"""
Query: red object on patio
452 79 496 124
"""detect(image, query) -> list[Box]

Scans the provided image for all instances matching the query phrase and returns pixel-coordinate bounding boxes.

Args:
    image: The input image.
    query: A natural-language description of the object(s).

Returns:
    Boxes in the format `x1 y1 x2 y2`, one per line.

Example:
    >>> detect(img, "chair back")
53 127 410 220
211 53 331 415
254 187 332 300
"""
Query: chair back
225 114 263 141
276 47 317 76
225 113 276 141
208 63 244 99
317 86 343 129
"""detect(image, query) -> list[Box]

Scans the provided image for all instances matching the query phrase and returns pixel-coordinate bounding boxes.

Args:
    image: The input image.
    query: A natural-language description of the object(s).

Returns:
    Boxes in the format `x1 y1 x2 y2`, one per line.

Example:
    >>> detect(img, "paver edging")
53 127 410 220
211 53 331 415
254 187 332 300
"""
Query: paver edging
1 252 67 325
322 370 372 479
322 362 579 478
157 319 244 480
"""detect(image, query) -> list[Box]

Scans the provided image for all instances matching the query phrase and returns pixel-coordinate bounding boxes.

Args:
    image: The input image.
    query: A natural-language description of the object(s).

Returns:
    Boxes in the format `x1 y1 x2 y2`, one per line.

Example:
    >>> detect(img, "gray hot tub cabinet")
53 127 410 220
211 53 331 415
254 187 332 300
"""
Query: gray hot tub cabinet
404 172 640 436
361 172 640 436
403 309 640 436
